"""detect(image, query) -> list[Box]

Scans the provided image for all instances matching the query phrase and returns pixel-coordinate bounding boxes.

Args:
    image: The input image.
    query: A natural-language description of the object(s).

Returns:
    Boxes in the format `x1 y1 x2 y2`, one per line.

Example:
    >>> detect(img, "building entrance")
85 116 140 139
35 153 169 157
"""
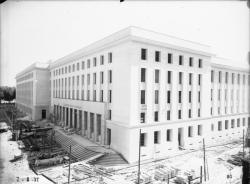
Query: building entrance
42 109 46 119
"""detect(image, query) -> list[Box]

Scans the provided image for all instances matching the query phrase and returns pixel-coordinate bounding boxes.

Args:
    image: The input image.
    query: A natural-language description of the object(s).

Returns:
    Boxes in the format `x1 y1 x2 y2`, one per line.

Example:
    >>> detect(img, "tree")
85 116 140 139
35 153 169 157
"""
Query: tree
0 86 16 103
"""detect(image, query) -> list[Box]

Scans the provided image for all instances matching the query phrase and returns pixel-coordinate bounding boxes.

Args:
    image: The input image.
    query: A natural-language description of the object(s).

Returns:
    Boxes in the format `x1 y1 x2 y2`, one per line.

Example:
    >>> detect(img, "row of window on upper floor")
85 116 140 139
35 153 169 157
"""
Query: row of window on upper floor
53 52 112 77
140 48 203 68
211 70 250 85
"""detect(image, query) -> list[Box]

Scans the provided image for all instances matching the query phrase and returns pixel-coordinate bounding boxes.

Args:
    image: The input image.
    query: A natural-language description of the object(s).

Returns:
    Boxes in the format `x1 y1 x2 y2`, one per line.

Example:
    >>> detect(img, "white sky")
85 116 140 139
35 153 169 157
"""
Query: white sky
0 1 249 86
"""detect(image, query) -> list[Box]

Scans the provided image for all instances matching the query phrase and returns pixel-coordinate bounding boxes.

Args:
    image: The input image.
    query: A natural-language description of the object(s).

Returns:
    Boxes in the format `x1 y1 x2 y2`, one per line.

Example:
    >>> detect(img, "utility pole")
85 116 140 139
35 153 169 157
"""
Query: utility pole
137 129 141 184
203 138 206 182
243 129 245 158
200 166 203 183
68 145 71 184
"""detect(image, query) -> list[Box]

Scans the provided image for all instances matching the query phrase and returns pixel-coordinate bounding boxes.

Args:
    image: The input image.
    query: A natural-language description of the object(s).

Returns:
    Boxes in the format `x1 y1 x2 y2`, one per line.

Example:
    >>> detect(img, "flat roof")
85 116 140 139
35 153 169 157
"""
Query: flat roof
16 62 49 79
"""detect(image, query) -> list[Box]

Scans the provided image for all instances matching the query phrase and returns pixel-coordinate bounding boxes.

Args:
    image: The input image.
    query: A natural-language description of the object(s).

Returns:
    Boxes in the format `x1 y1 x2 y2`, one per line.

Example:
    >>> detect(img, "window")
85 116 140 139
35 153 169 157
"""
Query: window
198 108 201 117
243 118 245 126
140 133 146 146
100 71 104 84
225 72 228 84
189 57 193 67
65 66 68 73
81 90 84 100
155 90 159 104
188 109 191 118
211 124 214 131
179 72 183 84
93 90 96 101
231 119 235 128
198 74 201 86
77 63 80 71
166 129 173 142
219 71 221 83
168 53 172 64
198 91 201 103
109 90 112 103
188 126 193 137
93 73 96 84
167 110 171 120
225 120 229 129
211 70 214 82
237 74 240 84
108 52 112 63
82 61 85 70
155 69 160 83
87 60 90 68
108 70 112 83
155 51 160 62
69 65 71 73
167 90 171 103
178 91 182 103
81 75 84 85
189 73 192 85
87 74 90 85
100 90 103 102
141 68 146 82
141 90 145 104
237 118 240 127
77 75 79 86
189 91 192 103
218 89 221 101
93 57 97 67
218 121 222 131
232 73 234 84
154 111 159 122
154 131 160 144
198 59 202 68
167 71 172 84
140 113 145 123
248 75 250 86
198 125 202 135
179 55 183 65
243 75 245 85
178 110 182 119
211 89 213 101
141 48 147 60
108 110 112 120
100 55 104 65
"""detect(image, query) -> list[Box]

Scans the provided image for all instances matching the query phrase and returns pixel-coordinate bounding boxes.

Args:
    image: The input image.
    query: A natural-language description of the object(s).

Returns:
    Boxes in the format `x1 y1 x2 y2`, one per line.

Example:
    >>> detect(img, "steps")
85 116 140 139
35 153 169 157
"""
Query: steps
90 153 128 166
54 130 103 161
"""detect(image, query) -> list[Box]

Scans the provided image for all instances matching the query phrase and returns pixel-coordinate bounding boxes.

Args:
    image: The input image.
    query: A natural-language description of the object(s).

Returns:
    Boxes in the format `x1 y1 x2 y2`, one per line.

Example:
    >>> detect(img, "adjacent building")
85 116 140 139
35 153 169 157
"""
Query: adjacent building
16 62 50 120
16 27 250 163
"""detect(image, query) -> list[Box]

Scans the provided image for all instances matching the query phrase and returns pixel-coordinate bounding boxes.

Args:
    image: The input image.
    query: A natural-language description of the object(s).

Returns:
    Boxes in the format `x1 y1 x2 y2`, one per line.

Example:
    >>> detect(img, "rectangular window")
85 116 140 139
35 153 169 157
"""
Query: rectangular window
87 60 90 68
100 55 104 65
100 71 104 84
211 70 214 82
155 90 159 104
100 90 103 102
232 73 234 84
81 90 84 100
237 74 240 84
231 119 235 128
93 90 96 101
167 71 172 84
198 125 202 135
211 89 213 101
248 75 250 86
155 69 160 83
189 73 192 85
154 111 159 122
219 71 221 83
93 73 96 84
189 91 192 103
87 90 90 100
178 110 181 119
141 68 146 82
198 59 202 68
141 90 145 104
168 53 172 64
77 63 80 71
198 108 201 117
237 118 240 127
243 118 245 126
188 126 193 137
82 61 85 70
243 75 245 85
218 121 222 131
211 124 214 131
179 55 183 65
108 70 112 83
109 90 112 103
188 109 191 118
167 90 171 103
87 74 90 85
167 110 171 120
140 133 146 146
141 48 147 60
108 110 112 120
140 113 145 123
81 75 84 85
189 57 193 67
198 91 201 103
93 57 97 67
155 51 160 62
179 72 182 84
225 120 229 129
77 75 79 86
108 52 112 63
178 91 182 103
154 131 160 144
225 72 228 84
198 74 201 86
166 129 173 142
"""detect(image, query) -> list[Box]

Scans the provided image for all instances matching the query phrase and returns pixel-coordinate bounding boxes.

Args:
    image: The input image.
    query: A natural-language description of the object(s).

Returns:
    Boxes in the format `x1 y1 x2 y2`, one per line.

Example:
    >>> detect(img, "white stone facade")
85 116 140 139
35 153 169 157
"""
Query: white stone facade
16 27 250 163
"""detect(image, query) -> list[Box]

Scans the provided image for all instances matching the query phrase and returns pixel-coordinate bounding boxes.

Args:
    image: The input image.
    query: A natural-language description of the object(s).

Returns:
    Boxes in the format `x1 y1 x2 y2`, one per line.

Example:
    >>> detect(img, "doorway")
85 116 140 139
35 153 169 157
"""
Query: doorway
42 109 46 119
178 128 184 149
107 128 111 146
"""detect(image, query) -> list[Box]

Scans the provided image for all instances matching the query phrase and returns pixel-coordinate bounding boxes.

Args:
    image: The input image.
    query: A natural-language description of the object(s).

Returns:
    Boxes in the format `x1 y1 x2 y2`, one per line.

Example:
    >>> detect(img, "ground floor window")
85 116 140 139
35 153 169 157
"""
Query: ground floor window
154 131 160 144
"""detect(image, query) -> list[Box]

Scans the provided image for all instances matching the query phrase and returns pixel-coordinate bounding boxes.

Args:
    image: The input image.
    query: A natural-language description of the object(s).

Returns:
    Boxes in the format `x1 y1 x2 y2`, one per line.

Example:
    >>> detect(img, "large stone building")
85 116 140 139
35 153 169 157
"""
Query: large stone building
16 62 50 120
16 27 250 163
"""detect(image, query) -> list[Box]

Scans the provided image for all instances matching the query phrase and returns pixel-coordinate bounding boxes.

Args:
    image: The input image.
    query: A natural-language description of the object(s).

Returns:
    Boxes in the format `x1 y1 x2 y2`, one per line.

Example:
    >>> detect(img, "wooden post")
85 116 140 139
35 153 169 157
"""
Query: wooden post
203 138 206 181
200 166 203 183
68 145 71 184
137 129 141 184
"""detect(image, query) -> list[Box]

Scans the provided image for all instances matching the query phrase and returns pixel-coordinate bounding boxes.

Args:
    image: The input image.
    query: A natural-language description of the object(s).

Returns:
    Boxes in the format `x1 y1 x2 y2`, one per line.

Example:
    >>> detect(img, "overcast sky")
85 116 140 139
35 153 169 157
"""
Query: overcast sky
0 1 249 86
